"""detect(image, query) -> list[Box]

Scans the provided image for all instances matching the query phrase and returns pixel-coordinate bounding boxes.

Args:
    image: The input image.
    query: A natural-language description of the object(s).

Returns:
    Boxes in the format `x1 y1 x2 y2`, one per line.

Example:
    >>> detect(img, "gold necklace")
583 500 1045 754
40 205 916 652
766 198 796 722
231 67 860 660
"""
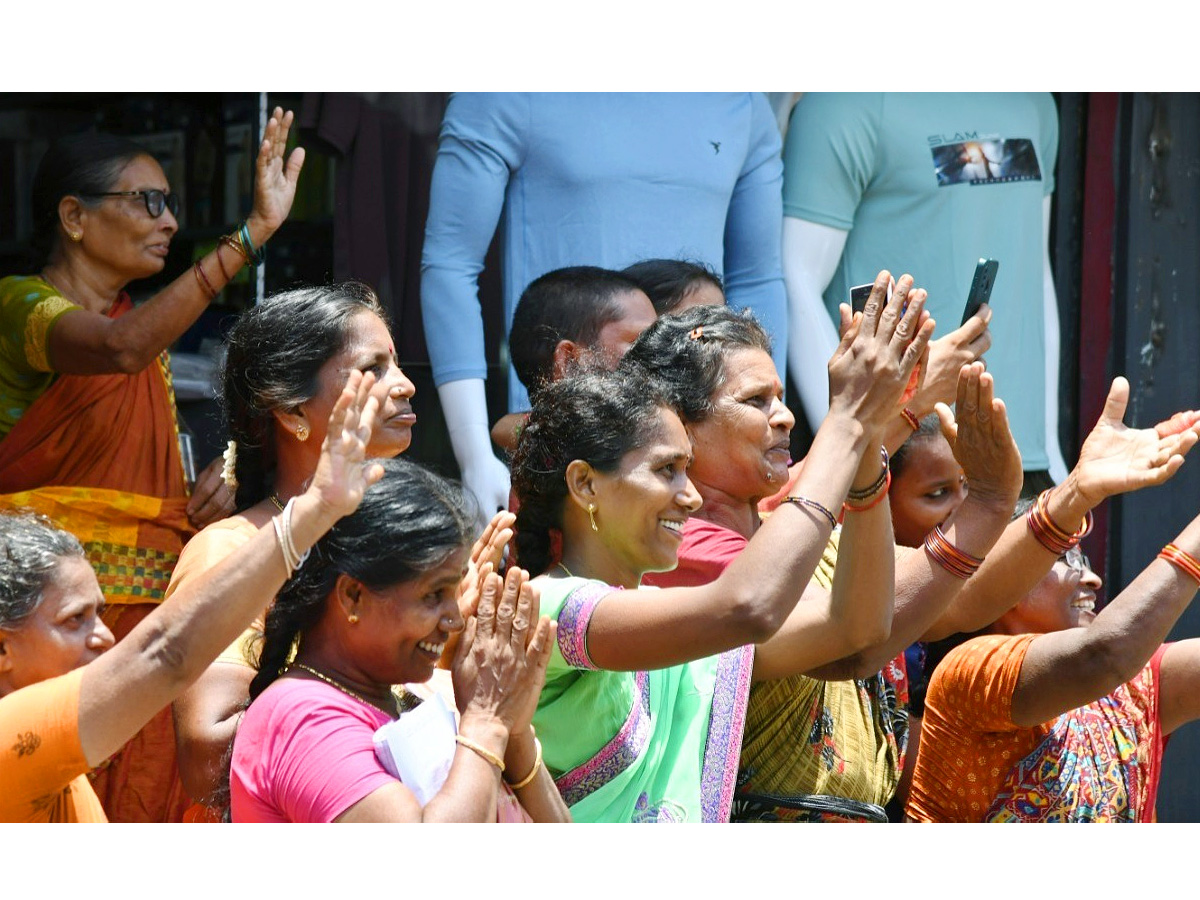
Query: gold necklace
268 493 285 512
557 561 573 577
290 662 397 716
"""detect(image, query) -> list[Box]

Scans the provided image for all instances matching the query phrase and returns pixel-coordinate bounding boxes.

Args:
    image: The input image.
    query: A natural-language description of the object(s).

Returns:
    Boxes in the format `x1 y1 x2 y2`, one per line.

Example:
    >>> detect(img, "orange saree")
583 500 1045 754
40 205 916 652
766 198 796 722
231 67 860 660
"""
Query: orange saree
0 285 195 822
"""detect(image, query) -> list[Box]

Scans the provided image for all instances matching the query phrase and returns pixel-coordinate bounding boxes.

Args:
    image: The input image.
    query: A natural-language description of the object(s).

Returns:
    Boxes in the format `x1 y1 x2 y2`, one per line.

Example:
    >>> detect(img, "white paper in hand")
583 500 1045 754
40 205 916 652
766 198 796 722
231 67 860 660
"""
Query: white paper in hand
372 691 458 806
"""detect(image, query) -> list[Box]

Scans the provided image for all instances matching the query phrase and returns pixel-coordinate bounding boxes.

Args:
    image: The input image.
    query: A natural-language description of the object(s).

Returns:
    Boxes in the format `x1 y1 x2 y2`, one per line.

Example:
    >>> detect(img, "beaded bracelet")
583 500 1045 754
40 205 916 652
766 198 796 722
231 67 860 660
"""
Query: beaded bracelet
1159 543 1200 584
900 408 921 432
1027 489 1093 555
924 523 985 579
192 260 217 300
847 446 890 502
455 734 506 773
783 495 838 530
844 469 892 513
505 736 543 790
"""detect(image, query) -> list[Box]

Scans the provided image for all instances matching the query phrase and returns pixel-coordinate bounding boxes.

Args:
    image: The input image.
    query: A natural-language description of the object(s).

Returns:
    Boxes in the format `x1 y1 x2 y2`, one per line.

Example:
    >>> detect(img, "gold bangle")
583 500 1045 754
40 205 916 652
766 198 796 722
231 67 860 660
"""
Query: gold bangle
505 736 543 790
455 733 505 773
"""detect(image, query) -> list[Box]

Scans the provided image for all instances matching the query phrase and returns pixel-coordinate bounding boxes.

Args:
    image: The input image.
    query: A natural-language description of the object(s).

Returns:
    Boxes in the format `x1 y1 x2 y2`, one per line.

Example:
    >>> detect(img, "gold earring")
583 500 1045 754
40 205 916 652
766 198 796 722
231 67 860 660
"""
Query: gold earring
587 503 599 533
348 614 359 624
296 424 309 442
69 232 82 242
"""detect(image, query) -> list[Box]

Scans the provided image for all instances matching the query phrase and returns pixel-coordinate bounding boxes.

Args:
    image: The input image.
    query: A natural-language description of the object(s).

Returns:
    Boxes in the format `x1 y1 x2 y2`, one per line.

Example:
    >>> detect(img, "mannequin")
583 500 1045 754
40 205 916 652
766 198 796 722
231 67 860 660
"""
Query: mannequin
783 93 1067 485
421 93 788 516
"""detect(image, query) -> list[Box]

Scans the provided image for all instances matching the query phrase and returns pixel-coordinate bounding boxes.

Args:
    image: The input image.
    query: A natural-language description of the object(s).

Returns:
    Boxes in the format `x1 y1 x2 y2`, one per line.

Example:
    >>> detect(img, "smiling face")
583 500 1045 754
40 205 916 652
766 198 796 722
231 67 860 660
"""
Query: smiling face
1000 549 1102 634
889 433 968 548
345 546 469 687
591 406 702 577
76 154 178 281
0 556 114 696
301 310 417 457
686 347 794 503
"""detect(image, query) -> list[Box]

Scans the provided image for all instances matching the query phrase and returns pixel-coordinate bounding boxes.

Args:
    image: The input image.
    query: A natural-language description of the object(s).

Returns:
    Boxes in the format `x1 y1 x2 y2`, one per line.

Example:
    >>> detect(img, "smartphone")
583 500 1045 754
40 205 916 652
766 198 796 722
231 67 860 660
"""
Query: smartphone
850 279 893 315
961 258 999 325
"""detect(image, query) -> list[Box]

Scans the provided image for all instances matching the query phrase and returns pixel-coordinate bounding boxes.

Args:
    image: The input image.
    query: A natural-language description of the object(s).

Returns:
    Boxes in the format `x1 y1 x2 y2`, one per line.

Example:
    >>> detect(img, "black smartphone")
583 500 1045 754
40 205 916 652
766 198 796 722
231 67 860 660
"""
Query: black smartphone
961 258 999 325
850 279 893 315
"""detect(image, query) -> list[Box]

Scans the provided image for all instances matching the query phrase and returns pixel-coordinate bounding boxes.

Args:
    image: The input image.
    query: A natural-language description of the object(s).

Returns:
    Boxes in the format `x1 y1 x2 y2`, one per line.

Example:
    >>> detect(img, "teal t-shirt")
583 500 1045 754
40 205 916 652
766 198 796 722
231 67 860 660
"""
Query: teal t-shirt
783 93 1058 469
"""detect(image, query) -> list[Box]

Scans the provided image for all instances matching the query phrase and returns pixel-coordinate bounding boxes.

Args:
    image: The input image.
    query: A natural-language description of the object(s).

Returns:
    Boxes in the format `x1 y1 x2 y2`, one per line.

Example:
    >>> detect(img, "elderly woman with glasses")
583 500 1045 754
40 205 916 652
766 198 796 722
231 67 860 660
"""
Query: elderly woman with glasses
900 378 1200 822
0 108 304 821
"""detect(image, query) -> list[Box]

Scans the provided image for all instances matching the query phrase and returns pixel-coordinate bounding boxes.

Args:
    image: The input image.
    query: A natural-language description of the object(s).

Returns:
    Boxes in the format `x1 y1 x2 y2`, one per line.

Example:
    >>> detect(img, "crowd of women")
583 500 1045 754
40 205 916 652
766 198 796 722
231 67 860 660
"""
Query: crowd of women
4 106 1200 824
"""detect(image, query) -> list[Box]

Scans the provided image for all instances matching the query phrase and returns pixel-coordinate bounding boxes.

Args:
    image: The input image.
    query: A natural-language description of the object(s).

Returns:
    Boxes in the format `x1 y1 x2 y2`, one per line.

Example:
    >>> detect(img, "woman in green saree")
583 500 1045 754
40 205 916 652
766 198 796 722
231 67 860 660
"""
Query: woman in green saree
510 282 932 821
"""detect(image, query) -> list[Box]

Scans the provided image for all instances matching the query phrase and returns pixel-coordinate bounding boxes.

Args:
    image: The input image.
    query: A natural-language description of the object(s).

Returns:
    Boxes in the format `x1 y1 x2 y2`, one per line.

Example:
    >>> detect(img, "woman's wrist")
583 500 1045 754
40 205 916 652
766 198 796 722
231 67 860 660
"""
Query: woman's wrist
458 713 510 761
503 726 538 777
243 213 275 252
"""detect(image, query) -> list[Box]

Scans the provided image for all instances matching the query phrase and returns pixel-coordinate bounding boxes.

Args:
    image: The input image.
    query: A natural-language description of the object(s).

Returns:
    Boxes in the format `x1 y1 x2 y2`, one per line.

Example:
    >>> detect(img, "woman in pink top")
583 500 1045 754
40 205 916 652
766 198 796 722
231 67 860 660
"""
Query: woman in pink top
231 457 571 823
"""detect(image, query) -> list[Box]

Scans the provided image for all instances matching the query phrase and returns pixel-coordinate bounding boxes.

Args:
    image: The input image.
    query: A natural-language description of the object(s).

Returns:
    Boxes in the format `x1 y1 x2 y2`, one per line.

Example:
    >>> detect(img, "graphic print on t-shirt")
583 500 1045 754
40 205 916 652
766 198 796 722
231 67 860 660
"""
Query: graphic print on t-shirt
930 137 1042 187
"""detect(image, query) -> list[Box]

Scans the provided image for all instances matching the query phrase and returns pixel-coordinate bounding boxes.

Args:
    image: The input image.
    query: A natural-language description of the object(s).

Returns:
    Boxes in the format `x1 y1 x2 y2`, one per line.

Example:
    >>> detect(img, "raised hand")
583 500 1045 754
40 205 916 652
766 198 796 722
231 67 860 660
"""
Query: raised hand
908 307 993 416
934 362 1023 510
450 566 555 733
305 370 385 521
1070 377 1200 507
246 107 305 239
828 271 935 433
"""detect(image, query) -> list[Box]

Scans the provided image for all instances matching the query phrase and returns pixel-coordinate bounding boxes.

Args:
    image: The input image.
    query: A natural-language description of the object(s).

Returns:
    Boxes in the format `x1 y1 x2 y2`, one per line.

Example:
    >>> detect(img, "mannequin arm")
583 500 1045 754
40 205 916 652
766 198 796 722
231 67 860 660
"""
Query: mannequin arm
1042 195 1069 481
782 215 846 431
438 379 511 521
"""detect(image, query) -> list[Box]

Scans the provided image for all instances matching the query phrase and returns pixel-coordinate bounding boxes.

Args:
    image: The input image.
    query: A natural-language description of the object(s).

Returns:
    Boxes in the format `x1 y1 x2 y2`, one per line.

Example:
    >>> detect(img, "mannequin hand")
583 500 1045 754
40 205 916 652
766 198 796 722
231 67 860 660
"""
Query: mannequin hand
462 453 512 528
935 362 1022 512
1069 377 1200 507
908 306 992 417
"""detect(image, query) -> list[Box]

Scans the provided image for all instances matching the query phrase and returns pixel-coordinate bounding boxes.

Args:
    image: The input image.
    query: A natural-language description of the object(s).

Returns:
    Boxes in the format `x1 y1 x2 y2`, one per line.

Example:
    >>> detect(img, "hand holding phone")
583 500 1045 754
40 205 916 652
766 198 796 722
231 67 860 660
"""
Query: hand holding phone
850 278 894 315
961 258 999 325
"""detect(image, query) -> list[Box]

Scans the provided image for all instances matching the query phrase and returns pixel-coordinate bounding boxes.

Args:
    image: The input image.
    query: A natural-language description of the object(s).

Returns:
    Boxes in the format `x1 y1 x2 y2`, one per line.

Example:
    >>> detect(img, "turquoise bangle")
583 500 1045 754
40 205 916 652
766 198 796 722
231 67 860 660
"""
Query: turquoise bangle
239 222 265 266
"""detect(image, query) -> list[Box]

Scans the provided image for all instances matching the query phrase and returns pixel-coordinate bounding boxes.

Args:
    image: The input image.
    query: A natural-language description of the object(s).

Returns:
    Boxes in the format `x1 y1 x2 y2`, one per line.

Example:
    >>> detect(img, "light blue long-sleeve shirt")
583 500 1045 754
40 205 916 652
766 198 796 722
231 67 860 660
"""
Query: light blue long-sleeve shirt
420 92 788 412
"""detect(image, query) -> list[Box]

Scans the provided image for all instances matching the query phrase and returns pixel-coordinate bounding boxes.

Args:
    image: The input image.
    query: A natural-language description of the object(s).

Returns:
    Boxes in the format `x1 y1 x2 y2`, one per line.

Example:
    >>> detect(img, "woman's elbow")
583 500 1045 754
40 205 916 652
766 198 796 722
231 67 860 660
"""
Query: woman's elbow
729 592 789 644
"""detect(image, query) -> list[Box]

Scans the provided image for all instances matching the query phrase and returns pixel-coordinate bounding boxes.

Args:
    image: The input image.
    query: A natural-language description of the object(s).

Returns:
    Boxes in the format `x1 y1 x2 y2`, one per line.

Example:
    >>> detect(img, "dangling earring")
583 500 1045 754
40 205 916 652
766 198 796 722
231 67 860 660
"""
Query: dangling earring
587 503 599 533
347 614 359 625
296 424 309 442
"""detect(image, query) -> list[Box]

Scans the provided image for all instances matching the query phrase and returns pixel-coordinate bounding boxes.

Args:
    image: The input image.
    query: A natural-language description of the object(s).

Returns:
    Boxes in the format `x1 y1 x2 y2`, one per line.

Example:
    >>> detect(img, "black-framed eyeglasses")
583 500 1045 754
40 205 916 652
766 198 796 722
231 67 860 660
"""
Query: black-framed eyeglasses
80 189 179 219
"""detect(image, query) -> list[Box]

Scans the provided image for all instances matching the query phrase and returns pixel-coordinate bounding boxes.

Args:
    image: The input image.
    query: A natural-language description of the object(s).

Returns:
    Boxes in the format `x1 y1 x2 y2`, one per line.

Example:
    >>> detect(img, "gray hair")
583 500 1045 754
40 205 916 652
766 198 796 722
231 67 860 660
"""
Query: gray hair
0 512 85 629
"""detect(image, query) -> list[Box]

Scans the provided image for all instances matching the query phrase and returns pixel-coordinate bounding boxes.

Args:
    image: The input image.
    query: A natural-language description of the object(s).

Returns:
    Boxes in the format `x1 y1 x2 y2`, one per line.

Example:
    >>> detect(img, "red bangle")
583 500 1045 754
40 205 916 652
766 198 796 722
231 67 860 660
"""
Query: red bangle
900 408 920 432
924 523 984 579
844 469 892 512
1159 543 1200 584
193 260 217 300
213 241 233 280
1027 489 1092 555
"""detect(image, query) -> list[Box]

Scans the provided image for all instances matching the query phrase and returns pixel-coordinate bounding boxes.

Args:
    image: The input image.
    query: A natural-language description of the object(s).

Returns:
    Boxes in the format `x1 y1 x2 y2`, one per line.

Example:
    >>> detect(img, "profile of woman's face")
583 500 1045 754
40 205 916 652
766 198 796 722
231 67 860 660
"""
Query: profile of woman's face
301 310 417 458
0 556 113 695
685 347 794 503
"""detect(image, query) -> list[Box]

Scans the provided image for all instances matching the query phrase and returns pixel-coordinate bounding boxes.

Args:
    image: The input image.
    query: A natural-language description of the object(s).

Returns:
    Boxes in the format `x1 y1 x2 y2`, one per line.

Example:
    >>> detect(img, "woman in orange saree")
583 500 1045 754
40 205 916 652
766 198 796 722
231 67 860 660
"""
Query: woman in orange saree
0 108 303 820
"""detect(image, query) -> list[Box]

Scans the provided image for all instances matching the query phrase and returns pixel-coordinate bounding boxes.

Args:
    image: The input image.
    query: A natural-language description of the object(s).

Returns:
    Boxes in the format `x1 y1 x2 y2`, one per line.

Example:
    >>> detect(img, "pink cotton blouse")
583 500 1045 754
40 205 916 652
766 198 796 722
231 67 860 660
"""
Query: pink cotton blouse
230 677 399 823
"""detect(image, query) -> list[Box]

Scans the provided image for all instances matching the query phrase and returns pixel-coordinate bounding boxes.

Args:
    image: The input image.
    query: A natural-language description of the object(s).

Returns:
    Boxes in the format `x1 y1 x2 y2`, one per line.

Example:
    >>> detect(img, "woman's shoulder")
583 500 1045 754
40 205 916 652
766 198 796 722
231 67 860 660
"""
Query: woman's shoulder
244 676 390 733
166 514 259 598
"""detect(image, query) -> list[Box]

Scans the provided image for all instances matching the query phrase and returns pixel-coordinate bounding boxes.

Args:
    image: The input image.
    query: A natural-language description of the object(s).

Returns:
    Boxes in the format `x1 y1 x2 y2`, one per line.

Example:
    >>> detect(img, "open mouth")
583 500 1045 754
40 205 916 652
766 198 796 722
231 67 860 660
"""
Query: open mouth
417 640 444 657
1070 597 1095 612
660 519 685 537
